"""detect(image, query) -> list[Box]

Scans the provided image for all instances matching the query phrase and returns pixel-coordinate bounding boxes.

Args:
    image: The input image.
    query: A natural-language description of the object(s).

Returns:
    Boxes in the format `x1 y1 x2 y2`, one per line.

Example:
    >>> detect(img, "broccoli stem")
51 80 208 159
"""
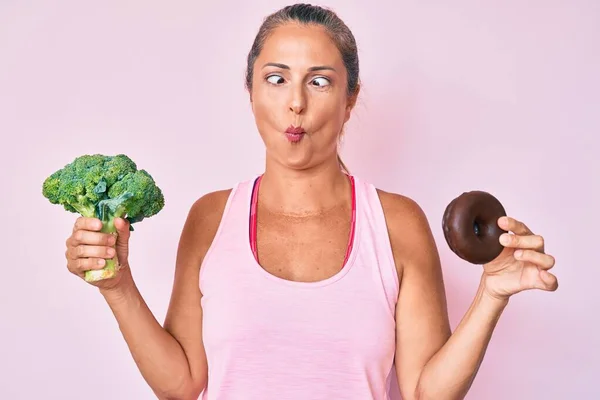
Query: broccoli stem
71 199 96 219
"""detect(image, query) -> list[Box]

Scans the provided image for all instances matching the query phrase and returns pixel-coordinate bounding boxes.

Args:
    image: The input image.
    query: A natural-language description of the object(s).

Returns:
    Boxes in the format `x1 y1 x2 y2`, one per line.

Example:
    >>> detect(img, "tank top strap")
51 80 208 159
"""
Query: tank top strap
353 177 400 315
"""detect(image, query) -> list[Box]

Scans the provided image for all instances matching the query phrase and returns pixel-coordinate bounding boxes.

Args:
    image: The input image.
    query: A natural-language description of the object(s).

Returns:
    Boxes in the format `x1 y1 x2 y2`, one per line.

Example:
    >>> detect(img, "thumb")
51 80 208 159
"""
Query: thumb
539 269 559 291
114 217 131 244
113 218 131 267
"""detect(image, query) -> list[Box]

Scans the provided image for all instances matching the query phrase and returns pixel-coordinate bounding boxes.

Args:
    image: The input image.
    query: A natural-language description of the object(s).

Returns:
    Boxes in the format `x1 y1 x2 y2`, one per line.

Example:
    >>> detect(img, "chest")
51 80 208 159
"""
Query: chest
201 274 397 369
255 207 352 283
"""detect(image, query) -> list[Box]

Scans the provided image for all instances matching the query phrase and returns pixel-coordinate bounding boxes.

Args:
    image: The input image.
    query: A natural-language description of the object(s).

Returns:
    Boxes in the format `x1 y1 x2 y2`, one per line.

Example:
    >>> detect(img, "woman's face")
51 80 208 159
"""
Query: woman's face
250 22 358 171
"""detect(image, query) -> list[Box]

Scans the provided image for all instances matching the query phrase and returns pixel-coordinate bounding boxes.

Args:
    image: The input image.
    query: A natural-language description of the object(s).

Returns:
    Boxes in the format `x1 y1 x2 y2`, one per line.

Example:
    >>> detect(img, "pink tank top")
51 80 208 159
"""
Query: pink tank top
199 175 400 399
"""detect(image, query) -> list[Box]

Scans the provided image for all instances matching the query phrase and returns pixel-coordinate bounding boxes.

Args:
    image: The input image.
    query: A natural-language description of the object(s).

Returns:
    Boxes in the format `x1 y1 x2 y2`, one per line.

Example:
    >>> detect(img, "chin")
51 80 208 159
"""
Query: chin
268 148 313 170
280 156 312 170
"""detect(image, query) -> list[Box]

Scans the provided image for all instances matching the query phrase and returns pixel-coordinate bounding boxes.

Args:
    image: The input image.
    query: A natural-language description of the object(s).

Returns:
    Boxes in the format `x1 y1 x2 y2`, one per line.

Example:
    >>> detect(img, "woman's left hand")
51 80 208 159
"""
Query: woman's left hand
482 216 559 301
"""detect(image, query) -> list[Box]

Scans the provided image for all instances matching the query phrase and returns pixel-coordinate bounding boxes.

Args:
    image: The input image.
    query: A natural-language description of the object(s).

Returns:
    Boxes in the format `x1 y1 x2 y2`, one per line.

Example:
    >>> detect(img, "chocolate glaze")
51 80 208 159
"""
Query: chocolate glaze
442 191 507 264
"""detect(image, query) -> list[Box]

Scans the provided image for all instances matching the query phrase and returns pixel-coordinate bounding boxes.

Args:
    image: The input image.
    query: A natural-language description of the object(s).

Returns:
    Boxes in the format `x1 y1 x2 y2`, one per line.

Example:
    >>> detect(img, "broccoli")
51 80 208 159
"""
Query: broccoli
42 154 165 282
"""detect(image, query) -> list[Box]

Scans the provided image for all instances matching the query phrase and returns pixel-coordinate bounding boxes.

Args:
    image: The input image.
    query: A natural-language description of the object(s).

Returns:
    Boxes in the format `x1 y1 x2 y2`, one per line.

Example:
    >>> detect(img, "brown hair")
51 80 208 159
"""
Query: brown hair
245 3 360 174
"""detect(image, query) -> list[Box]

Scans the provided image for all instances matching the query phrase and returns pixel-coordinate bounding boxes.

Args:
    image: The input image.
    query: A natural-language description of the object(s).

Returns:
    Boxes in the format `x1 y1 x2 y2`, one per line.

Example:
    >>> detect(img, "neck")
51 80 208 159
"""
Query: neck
259 158 351 217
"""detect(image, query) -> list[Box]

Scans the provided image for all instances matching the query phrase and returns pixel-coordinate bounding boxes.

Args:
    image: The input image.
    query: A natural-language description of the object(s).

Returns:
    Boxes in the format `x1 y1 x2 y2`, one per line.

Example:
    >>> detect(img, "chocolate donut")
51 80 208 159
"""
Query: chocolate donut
442 191 508 264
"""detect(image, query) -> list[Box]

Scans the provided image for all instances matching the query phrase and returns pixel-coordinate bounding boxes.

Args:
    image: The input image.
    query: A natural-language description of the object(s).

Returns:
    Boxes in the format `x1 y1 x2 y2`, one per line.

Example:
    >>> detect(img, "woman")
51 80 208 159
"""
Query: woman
64 4 558 400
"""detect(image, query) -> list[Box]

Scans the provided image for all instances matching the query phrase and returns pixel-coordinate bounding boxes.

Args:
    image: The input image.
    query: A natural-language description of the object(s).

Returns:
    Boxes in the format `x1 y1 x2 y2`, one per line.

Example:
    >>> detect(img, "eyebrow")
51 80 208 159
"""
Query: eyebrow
262 62 336 72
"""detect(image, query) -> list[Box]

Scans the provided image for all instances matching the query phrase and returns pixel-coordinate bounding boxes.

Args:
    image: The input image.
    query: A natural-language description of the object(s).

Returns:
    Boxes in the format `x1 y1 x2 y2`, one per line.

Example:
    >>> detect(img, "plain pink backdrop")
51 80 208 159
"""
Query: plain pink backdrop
1 1 598 399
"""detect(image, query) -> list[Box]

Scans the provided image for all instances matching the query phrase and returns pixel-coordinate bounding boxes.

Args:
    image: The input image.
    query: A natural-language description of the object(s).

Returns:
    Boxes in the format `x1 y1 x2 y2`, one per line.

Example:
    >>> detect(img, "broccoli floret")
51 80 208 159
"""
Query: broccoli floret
42 154 165 282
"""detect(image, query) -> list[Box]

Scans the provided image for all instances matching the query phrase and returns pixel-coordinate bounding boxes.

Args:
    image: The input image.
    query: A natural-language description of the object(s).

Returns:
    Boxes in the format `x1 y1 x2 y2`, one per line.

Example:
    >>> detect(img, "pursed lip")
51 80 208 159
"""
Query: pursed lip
285 125 306 135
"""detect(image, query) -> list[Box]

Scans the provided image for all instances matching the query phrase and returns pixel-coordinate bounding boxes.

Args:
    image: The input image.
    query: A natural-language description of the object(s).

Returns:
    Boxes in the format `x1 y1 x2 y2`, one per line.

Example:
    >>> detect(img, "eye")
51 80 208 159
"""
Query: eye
311 77 330 87
266 75 285 85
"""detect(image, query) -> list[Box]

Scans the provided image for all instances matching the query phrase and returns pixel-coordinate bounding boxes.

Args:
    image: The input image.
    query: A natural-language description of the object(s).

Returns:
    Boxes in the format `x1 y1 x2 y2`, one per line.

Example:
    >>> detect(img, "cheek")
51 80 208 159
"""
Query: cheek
314 93 348 126
252 87 284 121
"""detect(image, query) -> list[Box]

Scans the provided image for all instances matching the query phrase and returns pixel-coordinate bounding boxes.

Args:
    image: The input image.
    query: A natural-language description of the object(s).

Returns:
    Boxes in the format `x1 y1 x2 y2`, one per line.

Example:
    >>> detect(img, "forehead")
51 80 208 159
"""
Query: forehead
259 22 343 68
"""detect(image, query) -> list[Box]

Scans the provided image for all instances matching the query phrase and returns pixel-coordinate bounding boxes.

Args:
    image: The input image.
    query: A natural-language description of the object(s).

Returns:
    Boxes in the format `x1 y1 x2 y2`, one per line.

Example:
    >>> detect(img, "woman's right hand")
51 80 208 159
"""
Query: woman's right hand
65 216 132 290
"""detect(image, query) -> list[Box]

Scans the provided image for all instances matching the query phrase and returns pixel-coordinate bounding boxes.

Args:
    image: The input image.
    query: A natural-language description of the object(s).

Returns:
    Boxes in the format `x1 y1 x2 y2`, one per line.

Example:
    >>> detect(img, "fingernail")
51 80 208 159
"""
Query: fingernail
97 259 105 266
500 234 510 245
107 248 115 257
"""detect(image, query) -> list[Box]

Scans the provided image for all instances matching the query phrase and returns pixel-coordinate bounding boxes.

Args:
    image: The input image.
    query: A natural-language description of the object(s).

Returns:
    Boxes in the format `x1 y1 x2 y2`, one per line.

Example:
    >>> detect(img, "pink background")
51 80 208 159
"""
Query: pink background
1 1 598 399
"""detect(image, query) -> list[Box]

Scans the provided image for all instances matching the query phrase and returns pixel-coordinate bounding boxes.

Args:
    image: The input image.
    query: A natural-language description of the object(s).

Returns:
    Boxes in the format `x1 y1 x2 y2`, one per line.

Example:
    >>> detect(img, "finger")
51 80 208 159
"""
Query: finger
534 269 559 291
514 249 555 270
67 230 115 248
67 244 115 260
68 257 107 274
500 233 545 251
69 229 116 247
498 216 533 235
73 217 103 233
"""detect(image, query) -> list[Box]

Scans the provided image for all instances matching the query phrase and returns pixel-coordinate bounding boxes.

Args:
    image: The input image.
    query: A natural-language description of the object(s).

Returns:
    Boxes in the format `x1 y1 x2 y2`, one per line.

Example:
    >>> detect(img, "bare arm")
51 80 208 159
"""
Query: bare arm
415 277 507 399
381 192 506 400
99 190 230 400
100 272 199 400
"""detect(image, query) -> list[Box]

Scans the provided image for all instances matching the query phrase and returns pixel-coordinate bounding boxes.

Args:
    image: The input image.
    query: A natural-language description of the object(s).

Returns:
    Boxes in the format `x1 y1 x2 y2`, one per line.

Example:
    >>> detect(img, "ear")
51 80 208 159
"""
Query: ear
344 84 360 123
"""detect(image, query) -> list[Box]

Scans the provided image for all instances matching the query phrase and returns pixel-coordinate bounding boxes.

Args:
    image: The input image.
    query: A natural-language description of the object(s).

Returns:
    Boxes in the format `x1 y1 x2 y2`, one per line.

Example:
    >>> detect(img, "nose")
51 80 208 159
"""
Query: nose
289 83 306 115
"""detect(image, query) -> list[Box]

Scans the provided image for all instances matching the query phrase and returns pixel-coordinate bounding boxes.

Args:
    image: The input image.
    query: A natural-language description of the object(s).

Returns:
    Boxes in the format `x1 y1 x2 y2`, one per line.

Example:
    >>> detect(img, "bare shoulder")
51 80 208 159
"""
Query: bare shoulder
171 188 233 282
167 188 233 309
189 189 233 229
376 189 428 225
375 189 437 276
184 188 233 260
